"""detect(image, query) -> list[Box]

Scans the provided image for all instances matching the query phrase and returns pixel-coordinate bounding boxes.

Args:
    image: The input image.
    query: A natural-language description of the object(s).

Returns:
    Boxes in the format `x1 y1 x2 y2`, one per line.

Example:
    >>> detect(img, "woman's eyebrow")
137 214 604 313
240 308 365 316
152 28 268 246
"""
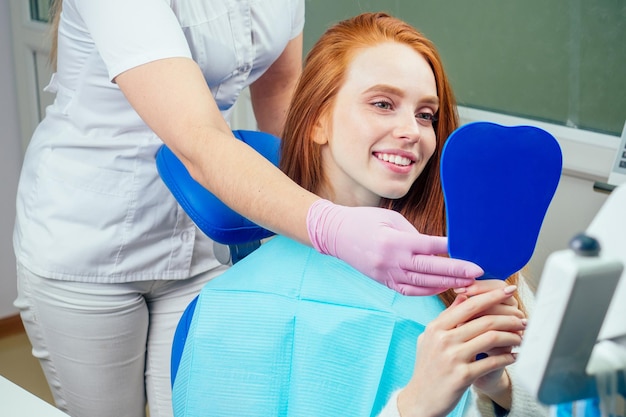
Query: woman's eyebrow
363 84 405 97
420 95 440 107
363 84 439 106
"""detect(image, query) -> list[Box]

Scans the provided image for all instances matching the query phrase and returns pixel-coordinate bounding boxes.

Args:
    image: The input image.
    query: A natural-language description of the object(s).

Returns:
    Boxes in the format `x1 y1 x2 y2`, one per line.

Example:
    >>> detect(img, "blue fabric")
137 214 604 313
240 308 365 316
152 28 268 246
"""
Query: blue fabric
172 236 469 417
552 398 604 417
170 242 261 386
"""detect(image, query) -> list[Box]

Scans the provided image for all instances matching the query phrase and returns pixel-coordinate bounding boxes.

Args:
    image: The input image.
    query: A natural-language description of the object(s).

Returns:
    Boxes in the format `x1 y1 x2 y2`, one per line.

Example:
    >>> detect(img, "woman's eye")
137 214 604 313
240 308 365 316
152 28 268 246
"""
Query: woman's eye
373 101 393 110
415 112 438 125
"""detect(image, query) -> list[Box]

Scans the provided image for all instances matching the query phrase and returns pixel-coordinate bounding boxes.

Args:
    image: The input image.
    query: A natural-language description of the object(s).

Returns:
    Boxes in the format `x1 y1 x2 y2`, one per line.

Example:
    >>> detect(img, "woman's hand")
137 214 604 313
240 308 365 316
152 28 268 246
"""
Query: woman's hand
396 284 525 417
455 280 527 408
454 279 525 321
306 200 484 295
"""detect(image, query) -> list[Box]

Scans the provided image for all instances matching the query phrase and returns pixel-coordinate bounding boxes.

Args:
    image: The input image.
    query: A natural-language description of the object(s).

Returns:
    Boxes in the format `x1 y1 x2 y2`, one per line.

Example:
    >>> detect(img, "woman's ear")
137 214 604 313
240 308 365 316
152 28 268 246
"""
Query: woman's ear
312 112 331 145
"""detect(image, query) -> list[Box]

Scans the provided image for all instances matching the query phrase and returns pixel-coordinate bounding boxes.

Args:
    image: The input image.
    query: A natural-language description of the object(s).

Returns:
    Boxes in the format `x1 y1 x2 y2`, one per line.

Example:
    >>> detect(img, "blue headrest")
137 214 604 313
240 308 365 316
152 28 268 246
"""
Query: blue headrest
155 130 280 245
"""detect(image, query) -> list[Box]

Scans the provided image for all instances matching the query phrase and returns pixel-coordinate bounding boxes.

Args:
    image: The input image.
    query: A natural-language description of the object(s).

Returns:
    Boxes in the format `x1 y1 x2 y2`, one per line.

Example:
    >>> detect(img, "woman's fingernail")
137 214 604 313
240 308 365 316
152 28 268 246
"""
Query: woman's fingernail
453 287 467 294
521 318 528 326
503 285 517 294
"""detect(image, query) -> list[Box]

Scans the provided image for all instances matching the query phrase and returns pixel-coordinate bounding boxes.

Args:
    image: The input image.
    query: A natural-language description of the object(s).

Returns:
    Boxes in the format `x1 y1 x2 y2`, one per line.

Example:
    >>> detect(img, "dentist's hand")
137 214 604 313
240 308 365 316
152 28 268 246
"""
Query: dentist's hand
306 199 483 295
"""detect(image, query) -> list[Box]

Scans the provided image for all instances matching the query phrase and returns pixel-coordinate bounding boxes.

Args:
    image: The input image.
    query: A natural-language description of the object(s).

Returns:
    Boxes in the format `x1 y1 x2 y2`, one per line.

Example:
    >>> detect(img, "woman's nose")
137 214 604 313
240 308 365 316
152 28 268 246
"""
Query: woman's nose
393 112 421 142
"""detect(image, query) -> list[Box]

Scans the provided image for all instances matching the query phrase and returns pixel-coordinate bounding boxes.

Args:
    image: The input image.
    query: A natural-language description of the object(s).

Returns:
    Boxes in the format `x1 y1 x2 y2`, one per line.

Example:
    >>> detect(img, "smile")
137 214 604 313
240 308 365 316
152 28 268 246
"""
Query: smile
374 152 414 167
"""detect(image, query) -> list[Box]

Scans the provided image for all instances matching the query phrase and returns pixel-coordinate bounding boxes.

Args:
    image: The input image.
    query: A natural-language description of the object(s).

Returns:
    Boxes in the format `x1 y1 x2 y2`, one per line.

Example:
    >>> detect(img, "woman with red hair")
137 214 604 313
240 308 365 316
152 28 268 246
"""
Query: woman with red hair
172 12 545 417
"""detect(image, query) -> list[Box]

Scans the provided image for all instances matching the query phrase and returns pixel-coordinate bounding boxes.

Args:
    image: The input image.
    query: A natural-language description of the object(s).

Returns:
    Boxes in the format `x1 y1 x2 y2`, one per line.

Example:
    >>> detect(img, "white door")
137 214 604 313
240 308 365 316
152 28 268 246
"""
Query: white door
9 0 55 151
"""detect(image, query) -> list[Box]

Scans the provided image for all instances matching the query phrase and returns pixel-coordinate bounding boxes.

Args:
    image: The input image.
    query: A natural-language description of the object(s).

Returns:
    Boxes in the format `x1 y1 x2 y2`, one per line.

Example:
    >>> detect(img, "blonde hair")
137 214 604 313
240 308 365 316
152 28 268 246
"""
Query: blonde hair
49 0 62 70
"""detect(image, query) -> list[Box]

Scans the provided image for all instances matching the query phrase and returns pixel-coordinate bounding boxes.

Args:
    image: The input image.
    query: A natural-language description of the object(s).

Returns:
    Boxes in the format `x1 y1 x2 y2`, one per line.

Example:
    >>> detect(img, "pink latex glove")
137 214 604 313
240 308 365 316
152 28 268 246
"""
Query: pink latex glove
306 199 483 296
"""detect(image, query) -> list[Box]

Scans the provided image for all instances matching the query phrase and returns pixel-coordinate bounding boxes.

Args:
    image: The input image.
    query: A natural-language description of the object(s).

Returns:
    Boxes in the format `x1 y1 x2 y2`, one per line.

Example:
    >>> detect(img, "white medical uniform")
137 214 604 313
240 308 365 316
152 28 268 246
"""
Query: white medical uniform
15 0 304 282
12 1 304 416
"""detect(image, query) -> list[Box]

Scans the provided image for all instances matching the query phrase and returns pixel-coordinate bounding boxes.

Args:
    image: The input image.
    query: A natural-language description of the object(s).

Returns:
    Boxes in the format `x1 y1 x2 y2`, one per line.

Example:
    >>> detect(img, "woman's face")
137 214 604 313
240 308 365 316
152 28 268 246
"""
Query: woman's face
315 41 438 207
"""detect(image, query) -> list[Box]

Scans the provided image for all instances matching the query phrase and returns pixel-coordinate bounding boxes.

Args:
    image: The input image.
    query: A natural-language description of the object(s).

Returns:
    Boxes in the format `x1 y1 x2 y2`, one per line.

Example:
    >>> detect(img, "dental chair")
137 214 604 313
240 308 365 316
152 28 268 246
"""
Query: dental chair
155 130 280 385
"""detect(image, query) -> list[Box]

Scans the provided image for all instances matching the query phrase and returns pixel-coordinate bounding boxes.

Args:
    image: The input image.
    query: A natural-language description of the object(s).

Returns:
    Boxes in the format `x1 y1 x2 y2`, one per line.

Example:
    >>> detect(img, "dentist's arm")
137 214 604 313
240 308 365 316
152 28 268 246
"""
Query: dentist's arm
249 33 303 137
115 57 481 294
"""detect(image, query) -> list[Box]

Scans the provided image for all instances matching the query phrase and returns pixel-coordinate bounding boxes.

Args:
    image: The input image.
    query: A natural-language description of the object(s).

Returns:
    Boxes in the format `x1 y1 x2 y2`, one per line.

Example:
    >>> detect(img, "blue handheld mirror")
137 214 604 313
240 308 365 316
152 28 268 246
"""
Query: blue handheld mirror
441 122 562 280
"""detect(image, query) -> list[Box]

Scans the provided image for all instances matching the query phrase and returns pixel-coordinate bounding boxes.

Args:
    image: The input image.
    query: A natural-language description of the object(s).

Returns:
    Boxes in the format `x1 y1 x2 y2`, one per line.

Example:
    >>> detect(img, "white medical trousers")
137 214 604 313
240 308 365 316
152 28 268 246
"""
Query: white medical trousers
14 262 228 417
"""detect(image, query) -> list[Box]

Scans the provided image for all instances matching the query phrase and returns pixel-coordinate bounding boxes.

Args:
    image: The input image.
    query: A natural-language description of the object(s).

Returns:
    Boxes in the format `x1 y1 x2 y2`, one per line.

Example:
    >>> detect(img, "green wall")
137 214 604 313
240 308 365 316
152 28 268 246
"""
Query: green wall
303 0 626 135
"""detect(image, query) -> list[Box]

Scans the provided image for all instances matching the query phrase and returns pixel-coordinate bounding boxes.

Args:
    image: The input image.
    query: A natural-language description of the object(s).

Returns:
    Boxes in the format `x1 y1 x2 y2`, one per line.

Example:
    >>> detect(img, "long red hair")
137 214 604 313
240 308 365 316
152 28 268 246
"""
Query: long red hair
280 12 521 308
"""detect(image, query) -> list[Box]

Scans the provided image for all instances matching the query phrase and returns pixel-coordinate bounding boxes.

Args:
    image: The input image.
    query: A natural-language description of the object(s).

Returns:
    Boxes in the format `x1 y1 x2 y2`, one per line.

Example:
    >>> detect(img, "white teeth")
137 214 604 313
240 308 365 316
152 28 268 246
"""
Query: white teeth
376 153 411 166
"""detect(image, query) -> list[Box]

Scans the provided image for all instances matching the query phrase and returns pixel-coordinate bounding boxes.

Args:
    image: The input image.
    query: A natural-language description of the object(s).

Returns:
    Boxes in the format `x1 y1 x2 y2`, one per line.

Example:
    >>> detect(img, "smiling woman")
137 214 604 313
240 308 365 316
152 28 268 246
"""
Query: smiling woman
171 12 545 417
313 42 438 206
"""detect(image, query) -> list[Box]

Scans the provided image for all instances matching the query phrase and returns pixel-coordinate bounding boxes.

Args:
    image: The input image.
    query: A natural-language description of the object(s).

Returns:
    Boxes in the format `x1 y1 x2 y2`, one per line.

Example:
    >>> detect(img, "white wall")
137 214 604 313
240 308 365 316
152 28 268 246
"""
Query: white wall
526 175 610 291
0 0 24 319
